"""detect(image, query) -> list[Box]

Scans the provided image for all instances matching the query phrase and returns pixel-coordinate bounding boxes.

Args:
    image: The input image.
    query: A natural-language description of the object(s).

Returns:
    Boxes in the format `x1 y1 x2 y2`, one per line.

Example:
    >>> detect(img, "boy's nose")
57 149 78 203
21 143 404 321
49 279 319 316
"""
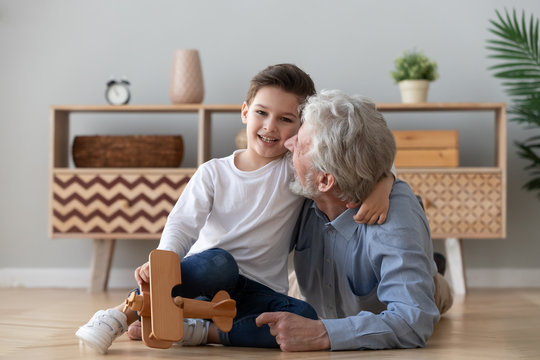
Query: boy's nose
264 117 278 131
285 135 296 152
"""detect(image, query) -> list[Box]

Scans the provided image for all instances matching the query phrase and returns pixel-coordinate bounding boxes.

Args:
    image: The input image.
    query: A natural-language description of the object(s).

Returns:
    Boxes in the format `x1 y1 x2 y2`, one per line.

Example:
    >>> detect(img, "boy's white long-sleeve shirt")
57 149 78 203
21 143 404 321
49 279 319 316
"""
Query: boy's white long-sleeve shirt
158 150 303 294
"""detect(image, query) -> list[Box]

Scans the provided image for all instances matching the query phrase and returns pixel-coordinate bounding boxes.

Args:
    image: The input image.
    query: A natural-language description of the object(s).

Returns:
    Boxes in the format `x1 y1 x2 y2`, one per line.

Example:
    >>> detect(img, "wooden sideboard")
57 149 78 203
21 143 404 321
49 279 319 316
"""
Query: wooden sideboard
379 102 506 294
49 105 238 292
49 103 506 294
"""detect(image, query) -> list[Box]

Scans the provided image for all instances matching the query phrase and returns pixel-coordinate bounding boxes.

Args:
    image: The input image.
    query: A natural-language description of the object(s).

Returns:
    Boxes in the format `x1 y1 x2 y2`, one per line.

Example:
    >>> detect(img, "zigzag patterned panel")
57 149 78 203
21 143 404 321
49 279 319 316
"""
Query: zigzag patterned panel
399 171 503 238
51 173 193 238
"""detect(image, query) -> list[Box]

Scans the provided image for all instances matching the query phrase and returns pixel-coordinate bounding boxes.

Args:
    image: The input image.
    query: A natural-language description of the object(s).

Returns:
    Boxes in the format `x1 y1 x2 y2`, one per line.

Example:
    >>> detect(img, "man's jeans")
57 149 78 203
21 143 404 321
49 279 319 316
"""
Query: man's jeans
172 248 318 348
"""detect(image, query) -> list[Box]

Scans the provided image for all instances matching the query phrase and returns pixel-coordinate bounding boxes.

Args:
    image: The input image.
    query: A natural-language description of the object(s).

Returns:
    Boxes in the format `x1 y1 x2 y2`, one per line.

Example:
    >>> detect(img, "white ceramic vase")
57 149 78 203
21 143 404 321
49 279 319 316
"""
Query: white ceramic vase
169 49 204 104
398 80 430 103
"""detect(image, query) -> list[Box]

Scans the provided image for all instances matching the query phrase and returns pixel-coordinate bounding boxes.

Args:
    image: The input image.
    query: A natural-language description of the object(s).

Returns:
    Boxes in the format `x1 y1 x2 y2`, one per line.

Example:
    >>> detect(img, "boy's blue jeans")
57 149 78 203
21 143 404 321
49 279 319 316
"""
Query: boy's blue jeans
171 248 318 348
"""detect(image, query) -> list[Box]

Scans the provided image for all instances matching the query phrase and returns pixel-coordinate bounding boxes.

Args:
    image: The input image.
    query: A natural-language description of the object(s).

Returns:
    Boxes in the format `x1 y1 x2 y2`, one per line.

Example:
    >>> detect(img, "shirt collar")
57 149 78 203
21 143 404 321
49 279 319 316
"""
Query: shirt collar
331 208 359 240
310 202 359 241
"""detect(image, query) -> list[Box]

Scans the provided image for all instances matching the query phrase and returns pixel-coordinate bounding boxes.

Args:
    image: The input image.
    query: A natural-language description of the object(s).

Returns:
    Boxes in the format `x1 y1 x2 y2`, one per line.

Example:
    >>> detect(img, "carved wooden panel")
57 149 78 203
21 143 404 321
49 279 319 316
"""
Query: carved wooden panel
399 171 503 238
51 172 193 238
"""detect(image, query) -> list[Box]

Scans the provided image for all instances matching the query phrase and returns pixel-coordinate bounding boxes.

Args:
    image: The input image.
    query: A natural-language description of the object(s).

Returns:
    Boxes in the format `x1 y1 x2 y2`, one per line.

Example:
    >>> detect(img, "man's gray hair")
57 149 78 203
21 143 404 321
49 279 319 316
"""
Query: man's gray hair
302 90 396 203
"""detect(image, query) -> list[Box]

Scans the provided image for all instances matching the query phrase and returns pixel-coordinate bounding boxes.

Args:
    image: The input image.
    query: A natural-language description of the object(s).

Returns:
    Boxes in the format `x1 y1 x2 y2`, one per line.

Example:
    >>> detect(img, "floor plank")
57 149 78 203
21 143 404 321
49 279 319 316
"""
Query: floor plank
1 288 539 359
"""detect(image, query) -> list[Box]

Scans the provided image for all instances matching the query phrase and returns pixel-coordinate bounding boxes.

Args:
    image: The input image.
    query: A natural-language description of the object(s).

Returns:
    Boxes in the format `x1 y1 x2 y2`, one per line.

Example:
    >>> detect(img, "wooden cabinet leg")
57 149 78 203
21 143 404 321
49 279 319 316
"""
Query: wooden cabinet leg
89 239 116 293
444 237 467 295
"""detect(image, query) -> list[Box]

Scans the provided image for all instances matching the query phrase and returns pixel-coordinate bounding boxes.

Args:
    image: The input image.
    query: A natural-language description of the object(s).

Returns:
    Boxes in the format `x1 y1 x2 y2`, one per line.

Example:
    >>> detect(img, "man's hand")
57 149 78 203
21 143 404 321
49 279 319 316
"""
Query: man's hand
134 261 150 286
255 312 330 352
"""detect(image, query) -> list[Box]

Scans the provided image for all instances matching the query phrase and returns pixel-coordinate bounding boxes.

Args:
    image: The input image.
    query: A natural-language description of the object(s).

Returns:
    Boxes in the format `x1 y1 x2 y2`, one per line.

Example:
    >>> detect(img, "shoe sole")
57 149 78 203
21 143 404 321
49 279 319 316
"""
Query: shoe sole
75 327 110 354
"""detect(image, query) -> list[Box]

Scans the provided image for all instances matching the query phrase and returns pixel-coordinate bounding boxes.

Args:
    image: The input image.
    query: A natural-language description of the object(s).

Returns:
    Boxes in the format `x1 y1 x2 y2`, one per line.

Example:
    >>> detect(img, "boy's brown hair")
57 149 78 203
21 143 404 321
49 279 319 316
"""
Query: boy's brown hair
245 64 316 106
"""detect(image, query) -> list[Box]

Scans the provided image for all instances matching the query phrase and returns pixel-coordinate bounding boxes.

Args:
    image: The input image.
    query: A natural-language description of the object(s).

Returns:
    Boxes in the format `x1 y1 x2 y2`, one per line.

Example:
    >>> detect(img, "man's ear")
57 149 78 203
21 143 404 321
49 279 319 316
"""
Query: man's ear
317 172 335 193
241 102 248 124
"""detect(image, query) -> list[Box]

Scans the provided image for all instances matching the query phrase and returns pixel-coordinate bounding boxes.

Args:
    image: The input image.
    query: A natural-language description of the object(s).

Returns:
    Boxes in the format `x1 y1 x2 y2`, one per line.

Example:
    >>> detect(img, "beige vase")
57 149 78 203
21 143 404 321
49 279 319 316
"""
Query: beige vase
398 80 430 103
169 49 204 104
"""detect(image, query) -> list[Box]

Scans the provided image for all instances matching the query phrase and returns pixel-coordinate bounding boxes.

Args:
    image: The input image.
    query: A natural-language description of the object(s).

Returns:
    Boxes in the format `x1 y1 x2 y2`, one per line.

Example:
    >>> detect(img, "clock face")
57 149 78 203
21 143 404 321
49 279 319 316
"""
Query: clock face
106 83 130 105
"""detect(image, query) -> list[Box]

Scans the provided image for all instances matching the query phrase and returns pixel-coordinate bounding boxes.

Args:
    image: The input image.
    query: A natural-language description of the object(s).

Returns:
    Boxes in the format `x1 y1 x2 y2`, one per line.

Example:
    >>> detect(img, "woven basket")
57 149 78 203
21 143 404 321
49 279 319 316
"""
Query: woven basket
72 135 184 168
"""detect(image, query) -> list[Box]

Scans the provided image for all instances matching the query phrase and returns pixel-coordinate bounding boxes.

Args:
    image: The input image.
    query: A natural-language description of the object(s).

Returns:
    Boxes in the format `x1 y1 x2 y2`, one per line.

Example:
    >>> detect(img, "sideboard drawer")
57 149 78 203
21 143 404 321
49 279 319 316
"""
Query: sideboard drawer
399 171 504 239
51 172 194 238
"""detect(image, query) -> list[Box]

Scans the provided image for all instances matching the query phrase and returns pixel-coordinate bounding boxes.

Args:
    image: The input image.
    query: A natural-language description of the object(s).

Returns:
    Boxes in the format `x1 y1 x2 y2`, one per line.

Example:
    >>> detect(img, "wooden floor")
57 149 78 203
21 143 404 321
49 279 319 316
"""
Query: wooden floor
1 288 539 360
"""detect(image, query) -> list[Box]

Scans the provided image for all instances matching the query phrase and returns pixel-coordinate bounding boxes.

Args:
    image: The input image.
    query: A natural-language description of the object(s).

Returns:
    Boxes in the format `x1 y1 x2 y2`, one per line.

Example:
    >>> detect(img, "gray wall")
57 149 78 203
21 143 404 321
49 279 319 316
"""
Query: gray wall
1 0 539 286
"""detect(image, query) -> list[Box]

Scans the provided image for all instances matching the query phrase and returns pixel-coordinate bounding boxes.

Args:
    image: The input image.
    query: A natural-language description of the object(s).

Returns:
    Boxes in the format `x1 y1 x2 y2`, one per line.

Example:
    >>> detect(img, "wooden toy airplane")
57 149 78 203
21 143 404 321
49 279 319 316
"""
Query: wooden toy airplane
123 249 236 349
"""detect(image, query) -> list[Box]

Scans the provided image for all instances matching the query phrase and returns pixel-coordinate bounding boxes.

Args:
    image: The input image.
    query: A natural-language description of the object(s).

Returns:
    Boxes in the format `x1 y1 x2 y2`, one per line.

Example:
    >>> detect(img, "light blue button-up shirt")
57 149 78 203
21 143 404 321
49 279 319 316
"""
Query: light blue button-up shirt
293 180 440 350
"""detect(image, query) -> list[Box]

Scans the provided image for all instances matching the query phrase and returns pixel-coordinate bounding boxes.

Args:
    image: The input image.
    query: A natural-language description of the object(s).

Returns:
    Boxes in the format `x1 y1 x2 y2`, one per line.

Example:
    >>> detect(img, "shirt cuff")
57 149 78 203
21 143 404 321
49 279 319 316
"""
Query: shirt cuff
321 318 354 350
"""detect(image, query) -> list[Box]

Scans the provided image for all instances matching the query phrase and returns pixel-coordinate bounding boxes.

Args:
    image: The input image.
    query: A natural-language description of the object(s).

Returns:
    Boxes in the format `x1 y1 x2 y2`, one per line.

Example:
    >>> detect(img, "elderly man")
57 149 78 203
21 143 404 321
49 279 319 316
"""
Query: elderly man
256 90 452 351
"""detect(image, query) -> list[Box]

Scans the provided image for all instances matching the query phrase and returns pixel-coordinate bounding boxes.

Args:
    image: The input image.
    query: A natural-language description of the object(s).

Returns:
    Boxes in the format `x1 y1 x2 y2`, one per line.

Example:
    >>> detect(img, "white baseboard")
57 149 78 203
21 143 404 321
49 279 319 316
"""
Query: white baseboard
1 267 540 288
466 268 540 288
0 268 136 289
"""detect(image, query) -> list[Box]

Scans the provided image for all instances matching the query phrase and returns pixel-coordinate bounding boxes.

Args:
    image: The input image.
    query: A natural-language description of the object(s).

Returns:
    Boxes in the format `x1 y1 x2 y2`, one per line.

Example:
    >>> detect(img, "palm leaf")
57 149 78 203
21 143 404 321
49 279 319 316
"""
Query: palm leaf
489 62 540 70
500 79 540 86
494 72 540 79
487 8 540 197
509 87 540 95
486 41 534 54
486 47 535 57
524 134 540 142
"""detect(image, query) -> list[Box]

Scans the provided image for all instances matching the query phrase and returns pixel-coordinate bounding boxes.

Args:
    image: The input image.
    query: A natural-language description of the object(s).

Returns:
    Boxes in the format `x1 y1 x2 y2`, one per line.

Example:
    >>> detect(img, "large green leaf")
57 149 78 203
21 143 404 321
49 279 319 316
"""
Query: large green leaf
487 9 540 197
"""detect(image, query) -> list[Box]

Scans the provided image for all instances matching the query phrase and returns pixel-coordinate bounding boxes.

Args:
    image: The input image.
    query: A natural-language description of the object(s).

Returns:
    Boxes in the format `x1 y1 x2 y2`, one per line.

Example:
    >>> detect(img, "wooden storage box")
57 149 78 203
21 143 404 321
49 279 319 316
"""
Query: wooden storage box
393 130 459 167
72 135 183 168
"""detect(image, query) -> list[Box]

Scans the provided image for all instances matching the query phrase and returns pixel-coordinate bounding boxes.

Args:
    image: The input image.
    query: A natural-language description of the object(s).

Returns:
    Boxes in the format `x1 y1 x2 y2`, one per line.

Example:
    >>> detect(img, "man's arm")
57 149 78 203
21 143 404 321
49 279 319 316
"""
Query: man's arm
323 186 440 350
284 182 439 351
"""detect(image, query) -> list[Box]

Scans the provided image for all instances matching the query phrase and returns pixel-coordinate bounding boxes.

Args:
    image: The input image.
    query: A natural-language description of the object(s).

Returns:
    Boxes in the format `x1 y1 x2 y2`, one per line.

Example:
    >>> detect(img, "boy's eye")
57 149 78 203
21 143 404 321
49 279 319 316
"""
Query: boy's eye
281 117 293 123
256 110 267 116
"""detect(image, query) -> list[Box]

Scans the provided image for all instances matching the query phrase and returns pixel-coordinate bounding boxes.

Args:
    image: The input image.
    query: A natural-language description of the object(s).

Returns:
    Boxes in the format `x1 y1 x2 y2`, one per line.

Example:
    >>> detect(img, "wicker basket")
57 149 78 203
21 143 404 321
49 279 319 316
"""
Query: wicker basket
72 135 184 168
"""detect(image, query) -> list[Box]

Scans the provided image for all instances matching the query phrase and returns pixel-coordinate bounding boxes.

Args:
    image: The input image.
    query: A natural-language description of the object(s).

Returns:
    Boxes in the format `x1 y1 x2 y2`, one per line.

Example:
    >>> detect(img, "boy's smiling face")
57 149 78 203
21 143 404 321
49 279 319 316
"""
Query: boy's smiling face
241 86 301 166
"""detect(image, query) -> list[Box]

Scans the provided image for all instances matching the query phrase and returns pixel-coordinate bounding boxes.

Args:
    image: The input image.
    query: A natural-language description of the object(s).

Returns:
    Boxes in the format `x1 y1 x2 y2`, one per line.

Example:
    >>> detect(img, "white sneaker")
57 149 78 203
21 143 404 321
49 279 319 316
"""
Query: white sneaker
179 318 209 346
76 309 128 354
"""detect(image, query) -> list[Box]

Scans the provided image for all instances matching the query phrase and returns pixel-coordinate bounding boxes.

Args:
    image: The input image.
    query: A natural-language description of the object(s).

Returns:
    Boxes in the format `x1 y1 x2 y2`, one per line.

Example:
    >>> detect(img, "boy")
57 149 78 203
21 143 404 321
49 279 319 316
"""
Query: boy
76 64 394 353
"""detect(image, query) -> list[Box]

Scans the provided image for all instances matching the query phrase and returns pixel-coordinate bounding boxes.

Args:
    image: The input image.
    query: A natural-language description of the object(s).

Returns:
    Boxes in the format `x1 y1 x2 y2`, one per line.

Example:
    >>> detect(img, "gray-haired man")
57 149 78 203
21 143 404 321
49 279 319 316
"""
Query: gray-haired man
257 90 452 351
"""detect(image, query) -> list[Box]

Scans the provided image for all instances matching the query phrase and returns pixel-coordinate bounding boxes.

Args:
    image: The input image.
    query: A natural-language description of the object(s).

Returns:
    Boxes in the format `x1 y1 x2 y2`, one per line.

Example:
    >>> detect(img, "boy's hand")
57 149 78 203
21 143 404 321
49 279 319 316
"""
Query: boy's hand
347 175 394 225
134 261 150 286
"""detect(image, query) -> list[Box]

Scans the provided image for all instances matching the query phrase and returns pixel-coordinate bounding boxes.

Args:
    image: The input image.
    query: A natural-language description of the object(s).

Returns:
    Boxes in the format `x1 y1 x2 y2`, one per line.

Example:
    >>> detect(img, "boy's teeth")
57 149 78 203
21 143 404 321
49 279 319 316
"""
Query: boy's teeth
260 135 277 142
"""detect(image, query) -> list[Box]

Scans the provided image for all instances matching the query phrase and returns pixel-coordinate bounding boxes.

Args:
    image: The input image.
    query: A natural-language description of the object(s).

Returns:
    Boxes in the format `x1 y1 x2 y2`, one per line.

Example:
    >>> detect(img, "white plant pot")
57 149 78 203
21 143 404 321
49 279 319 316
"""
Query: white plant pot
398 80 430 103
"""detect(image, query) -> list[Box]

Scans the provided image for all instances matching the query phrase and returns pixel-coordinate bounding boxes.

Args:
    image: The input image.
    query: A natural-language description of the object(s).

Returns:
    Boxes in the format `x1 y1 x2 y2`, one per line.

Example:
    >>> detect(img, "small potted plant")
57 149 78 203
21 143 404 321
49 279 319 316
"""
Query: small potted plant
391 49 439 103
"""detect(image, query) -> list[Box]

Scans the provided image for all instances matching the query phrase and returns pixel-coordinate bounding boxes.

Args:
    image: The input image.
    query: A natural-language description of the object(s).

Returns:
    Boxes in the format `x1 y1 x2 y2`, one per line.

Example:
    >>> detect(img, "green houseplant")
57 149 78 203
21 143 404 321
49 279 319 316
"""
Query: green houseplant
391 49 439 103
487 9 540 198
